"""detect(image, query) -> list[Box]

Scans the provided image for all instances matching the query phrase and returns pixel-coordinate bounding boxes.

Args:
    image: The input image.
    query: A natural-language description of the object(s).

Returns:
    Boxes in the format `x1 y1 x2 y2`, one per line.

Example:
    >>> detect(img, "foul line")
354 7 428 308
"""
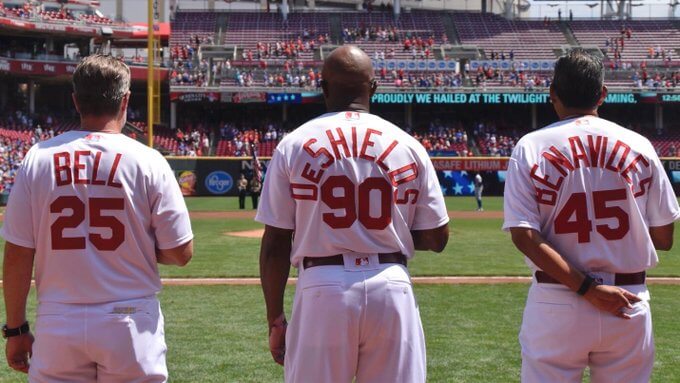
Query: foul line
4 277 679 288
158 276 680 286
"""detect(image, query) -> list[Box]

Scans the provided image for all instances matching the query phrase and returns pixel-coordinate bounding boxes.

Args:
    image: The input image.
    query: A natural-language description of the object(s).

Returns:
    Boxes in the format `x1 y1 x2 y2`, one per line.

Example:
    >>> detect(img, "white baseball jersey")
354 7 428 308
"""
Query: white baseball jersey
474 174 483 189
503 115 680 273
255 111 449 267
1 130 193 304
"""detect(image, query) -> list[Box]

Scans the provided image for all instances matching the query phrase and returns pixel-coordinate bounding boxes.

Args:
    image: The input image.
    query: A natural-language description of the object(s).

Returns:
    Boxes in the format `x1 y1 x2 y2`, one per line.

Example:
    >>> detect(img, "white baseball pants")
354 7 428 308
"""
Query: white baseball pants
29 295 168 383
285 255 426 383
520 276 653 383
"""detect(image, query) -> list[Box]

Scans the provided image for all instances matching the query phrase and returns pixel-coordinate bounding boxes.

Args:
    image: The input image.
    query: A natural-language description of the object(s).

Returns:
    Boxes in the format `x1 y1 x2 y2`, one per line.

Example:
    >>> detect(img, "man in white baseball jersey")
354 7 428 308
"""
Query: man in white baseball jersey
2 55 194 382
504 49 679 383
474 173 483 211
257 45 449 382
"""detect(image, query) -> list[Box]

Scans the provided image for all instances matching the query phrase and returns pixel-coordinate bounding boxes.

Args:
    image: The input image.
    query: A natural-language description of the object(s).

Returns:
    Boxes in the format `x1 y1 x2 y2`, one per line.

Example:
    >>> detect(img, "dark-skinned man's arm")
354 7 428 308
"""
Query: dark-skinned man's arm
649 223 674 251
3 242 36 373
260 224 293 365
412 223 449 253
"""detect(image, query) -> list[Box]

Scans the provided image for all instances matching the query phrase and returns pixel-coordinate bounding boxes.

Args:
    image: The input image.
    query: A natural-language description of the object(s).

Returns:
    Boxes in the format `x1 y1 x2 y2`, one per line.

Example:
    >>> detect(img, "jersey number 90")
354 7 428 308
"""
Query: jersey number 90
321 176 392 230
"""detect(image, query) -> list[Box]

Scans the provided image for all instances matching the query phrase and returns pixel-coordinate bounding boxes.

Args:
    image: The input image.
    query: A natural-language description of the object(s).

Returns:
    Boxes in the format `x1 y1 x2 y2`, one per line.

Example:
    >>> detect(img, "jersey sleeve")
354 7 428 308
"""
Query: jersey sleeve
149 155 194 250
645 157 680 227
254 148 296 230
411 156 449 231
0 159 35 248
502 154 541 232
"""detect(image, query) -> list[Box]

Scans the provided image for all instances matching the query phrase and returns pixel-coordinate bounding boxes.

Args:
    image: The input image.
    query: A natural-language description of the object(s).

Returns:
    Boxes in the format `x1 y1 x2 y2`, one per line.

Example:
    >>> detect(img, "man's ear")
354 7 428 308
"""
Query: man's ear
119 92 130 120
596 85 608 106
321 79 329 99
549 84 556 104
369 79 378 98
71 93 81 114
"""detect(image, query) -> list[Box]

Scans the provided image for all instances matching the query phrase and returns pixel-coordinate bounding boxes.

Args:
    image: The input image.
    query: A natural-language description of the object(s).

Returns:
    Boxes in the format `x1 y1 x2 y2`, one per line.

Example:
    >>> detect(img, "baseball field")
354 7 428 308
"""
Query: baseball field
0 196 679 382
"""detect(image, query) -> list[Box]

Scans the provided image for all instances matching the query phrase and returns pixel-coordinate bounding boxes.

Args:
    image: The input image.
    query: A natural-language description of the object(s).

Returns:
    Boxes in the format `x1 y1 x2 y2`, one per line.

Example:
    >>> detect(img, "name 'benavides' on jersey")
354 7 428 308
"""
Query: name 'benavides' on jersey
503 116 680 273
0 131 194 304
255 112 449 267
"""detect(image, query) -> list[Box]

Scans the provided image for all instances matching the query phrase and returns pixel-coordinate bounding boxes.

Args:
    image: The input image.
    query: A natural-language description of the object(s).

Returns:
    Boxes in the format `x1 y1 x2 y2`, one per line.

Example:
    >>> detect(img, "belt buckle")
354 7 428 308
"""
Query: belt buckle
343 253 379 272
588 271 609 285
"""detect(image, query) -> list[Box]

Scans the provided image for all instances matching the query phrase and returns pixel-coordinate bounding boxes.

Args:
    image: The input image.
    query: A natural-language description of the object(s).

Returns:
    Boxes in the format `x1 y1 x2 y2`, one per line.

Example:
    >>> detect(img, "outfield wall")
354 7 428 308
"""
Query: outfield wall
167 157 680 197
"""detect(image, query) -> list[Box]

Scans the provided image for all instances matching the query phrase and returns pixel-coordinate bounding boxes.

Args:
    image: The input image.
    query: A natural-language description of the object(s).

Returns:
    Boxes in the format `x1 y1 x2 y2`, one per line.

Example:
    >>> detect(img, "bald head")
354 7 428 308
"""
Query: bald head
321 45 376 112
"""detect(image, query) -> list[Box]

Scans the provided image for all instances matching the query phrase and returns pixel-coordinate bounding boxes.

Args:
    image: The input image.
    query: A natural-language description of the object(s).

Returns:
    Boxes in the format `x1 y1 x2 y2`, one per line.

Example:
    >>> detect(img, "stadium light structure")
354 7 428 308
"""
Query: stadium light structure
146 0 162 148
148 0 154 148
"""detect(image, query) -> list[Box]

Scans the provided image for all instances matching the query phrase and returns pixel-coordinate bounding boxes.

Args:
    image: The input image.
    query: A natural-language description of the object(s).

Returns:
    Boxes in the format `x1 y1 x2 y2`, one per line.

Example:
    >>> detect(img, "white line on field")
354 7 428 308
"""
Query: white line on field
3 277 679 288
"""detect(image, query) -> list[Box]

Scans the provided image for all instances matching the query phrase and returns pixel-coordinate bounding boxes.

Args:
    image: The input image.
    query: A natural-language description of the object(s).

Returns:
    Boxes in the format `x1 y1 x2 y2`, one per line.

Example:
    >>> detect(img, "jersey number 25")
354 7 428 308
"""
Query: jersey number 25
50 196 125 251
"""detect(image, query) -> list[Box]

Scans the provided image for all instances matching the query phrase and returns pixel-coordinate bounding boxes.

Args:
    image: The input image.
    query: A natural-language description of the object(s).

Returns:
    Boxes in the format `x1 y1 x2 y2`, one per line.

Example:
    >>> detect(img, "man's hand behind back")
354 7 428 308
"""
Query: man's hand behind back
584 284 642 319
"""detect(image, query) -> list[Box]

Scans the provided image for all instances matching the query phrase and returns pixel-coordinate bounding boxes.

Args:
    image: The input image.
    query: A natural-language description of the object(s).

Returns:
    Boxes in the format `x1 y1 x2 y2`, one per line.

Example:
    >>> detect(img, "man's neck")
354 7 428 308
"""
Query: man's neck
327 102 370 114
80 118 123 134
558 108 598 121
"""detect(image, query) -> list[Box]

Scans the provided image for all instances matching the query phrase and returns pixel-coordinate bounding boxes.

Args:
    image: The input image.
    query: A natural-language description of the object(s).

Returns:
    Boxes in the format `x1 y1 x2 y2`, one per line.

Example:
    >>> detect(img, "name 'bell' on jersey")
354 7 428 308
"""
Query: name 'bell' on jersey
0 131 193 304
503 116 680 273
255 112 449 266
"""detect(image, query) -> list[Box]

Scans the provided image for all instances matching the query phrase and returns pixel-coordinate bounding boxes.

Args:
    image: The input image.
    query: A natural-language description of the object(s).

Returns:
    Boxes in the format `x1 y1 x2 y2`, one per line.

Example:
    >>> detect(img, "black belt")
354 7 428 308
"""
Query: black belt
303 252 407 269
535 271 646 286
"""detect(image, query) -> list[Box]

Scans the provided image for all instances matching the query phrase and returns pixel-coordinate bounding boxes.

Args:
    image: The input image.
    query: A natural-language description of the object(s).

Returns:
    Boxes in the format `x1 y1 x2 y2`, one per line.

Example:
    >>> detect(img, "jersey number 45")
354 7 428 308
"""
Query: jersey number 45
554 188 630 243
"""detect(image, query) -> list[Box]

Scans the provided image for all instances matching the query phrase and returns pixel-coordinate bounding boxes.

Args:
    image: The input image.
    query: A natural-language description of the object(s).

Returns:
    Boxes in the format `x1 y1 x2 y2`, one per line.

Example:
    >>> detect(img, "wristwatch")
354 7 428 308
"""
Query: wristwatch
2 322 29 338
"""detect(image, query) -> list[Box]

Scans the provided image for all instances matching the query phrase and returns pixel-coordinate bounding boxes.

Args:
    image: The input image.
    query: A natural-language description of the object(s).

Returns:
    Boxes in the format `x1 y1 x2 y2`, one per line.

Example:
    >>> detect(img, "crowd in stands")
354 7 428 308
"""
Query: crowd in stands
604 27 633 60
169 34 217 86
250 32 328 61
168 126 211 156
216 121 287 157
0 136 28 193
171 58 209 86
632 70 679 89
467 64 551 89
169 115 526 158
261 67 322 89
407 120 523 157
411 122 471 156
0 110 61 193
487 50 515 61
171 35 214 61
343 25 400 43
382 69 463 89
0 1 119 25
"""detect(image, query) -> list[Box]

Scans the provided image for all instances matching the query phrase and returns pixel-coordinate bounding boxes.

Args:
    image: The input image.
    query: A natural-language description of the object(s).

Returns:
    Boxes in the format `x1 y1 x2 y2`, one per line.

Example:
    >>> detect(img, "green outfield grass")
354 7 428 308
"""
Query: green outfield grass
183 195 505 213
1 284 679 382
1 197 679 277
0 196 678 382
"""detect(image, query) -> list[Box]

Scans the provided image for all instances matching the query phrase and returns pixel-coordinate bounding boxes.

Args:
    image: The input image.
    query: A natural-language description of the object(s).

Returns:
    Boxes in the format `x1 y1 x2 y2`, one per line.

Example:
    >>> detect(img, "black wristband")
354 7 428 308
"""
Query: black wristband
2 321 29 339
577 275 595 296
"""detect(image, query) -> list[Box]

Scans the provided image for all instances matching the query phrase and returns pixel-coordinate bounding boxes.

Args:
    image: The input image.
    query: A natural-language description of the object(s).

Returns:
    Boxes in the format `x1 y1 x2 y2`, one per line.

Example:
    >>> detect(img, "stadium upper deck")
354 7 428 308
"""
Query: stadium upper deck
168 10 679 91
0 0 143 38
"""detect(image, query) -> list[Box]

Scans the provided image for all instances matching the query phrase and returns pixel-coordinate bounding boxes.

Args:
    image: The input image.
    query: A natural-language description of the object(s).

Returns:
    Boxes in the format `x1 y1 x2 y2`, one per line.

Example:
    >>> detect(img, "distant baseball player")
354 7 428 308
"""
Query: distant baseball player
474 172 483 211
257 45 449 382
503 49 679 383
237 173 248 209
2 55 194 382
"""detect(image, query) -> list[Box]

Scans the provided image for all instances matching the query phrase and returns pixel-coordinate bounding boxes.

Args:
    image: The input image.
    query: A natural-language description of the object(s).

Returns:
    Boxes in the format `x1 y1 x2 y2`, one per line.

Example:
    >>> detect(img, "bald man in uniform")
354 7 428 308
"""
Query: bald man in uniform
257 46 449 382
